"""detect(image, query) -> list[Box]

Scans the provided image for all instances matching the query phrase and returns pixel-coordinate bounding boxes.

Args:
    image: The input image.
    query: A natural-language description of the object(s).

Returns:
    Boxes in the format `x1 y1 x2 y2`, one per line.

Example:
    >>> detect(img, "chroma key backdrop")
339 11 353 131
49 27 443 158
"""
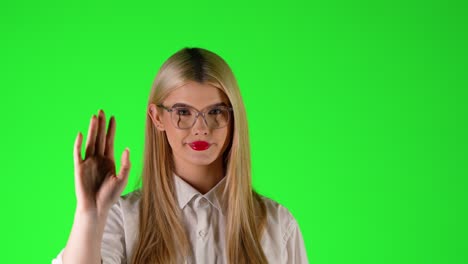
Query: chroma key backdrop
2 0 467 263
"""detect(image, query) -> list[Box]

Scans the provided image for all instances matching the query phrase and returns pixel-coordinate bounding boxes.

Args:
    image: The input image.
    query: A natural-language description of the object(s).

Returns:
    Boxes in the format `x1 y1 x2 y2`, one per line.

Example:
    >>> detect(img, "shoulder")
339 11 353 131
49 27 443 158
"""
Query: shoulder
120 189 142 204
258 194 296 223
257 194 299 245
118 189 142 214
107 189 142 218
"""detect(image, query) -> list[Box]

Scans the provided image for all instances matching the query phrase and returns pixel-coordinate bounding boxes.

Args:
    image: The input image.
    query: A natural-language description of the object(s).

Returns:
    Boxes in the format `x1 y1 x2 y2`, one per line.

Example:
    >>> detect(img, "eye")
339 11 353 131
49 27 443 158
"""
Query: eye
208 108 223 115
175 108 191 116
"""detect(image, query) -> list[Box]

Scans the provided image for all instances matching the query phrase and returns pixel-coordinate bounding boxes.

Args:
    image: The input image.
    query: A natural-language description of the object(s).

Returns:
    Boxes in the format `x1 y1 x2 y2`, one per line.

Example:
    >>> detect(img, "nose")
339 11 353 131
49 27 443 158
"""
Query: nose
192 113 209 135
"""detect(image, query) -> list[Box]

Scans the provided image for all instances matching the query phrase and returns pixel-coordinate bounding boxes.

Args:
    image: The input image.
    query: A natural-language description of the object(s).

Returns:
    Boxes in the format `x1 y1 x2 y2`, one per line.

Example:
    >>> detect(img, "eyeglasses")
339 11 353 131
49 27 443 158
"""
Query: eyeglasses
157 103 233 130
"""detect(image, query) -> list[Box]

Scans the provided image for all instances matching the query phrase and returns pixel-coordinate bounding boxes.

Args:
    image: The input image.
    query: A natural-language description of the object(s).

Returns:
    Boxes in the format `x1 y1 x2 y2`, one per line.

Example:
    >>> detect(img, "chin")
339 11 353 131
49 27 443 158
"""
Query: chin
172 144 223 167
185 154 219 166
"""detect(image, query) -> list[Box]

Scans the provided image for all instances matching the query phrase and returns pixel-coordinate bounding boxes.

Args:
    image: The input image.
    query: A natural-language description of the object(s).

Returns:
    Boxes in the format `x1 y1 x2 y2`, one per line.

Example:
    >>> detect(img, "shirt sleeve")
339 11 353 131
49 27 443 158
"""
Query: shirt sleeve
101 199 127 263
283 218 310 264
51 200 127 264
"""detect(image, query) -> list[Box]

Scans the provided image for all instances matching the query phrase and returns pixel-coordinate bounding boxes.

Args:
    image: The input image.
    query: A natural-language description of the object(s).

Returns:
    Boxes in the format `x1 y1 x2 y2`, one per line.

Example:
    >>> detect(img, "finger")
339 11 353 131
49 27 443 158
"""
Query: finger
117 148 131 181
74 131 83 168
96 109 106 156
104 115 116 161
85 115 97 159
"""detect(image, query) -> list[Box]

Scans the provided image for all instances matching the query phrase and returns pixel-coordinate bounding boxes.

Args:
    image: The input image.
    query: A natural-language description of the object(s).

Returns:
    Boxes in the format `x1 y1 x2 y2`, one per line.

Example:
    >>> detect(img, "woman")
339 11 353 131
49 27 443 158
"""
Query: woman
52 47 309 264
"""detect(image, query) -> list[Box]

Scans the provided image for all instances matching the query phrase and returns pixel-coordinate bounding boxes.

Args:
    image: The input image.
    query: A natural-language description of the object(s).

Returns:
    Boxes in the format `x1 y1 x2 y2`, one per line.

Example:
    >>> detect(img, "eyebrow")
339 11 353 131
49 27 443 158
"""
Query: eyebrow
170 102 229 108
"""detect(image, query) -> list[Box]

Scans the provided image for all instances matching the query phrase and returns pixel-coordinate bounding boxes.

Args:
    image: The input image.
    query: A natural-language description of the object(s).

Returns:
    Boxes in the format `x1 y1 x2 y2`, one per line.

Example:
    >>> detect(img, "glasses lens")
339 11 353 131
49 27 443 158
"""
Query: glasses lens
172 107 196 129
171 106 230 129
205 106 230 129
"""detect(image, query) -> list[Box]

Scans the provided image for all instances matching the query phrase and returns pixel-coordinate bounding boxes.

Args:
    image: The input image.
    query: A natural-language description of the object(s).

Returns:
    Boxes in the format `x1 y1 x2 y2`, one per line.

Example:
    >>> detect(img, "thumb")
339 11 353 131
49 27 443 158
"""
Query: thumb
117 148 131 182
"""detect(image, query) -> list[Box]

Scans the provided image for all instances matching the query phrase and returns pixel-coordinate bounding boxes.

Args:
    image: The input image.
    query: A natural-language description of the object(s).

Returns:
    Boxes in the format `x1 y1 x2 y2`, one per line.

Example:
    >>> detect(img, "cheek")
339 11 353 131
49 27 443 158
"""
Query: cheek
164 127 187 148
215 128 231 148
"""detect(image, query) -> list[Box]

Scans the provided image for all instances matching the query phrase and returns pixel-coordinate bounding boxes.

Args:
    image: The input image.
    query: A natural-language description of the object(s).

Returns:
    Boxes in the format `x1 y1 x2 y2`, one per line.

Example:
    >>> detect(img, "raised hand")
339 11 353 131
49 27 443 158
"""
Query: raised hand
73 109 131 215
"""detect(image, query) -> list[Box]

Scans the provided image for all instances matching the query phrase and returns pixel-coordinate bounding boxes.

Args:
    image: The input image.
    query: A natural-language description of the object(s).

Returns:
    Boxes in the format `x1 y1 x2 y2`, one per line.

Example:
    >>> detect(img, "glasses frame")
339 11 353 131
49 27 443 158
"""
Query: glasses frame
157 103 233 130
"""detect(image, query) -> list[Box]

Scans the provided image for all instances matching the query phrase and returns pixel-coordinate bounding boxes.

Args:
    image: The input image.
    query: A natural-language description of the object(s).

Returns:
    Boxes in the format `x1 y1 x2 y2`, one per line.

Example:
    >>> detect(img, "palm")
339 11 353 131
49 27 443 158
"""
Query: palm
78 155 115 204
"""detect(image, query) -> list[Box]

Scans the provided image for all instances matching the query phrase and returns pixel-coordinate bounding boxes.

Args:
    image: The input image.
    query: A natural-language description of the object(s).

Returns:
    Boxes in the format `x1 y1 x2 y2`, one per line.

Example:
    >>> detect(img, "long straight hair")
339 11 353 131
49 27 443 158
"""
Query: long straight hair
130 47 267 264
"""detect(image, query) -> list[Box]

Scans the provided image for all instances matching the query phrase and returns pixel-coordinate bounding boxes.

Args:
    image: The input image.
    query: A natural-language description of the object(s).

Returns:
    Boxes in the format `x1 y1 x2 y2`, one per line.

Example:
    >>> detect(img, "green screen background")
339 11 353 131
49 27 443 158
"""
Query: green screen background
2 0 467 263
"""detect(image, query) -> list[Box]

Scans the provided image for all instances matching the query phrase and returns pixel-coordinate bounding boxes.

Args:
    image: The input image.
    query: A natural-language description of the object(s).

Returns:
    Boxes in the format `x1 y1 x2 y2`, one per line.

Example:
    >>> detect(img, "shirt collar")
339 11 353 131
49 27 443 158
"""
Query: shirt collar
173 172 228 216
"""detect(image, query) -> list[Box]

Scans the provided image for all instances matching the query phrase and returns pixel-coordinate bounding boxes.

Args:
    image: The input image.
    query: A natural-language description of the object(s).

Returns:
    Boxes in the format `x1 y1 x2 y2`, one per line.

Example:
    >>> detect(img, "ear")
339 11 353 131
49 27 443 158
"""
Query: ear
148 104 165 131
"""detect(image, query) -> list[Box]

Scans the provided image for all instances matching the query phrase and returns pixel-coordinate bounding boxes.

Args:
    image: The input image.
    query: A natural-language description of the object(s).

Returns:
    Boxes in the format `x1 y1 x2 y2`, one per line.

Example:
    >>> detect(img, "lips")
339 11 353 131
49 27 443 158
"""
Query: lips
189 141 211 151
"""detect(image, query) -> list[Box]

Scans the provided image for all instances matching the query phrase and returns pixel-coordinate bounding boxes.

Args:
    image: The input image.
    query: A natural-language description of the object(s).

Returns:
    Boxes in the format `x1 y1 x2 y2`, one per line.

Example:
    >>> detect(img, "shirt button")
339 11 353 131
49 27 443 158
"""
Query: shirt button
198 230 207 237
198 197 208 207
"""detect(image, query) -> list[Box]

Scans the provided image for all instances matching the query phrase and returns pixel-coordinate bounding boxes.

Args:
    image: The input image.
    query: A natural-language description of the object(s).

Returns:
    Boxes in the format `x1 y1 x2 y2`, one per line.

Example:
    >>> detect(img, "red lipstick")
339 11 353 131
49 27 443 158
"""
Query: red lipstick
189 141 210 151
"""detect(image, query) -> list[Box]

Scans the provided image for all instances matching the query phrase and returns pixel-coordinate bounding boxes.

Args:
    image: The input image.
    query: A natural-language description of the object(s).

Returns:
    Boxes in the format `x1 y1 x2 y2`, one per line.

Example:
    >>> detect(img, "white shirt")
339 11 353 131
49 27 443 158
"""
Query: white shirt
52 174 309 264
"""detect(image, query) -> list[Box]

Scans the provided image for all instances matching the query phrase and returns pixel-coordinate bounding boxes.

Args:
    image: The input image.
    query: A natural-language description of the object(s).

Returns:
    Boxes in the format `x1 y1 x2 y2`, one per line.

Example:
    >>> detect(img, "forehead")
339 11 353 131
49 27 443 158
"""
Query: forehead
164 81 229 108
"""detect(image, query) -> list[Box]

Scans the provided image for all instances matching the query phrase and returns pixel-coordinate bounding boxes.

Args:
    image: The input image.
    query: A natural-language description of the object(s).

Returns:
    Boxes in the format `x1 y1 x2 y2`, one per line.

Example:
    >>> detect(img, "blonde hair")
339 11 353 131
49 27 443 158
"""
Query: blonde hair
130 47 267 264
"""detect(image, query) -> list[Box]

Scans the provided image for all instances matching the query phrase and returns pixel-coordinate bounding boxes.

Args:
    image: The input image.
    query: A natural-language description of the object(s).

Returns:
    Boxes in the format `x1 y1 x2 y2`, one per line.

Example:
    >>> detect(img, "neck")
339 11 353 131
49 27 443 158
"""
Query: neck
173 157 225 195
